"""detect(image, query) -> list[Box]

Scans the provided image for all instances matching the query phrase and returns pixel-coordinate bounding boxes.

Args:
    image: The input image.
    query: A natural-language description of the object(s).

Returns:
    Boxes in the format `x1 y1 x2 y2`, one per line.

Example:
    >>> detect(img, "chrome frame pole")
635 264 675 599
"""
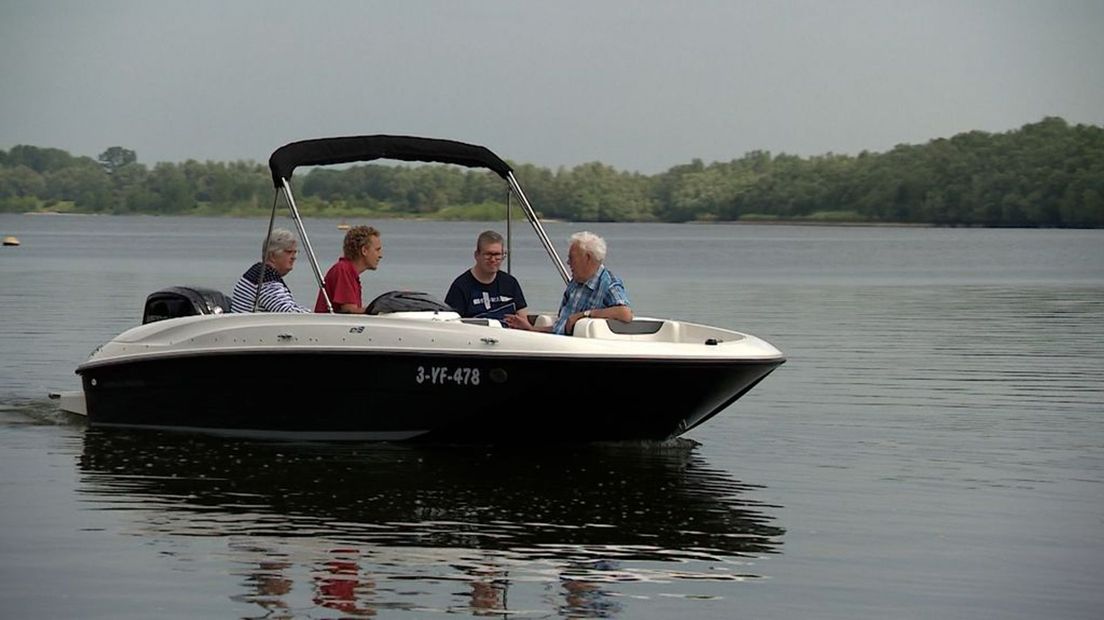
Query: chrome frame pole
506 171 569 284
253 193 281 312
280 178 333 313
505 186 512 273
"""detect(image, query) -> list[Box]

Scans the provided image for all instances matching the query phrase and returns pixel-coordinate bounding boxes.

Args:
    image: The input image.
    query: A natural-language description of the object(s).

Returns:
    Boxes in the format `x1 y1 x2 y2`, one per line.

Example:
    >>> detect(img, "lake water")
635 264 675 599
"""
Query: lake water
1 213 1102 619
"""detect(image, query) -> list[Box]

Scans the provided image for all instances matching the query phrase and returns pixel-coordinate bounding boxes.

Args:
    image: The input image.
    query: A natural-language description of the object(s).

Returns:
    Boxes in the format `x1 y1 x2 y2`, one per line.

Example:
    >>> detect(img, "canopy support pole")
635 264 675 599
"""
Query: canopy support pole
505 186 512 273
506 172 569 284
279 179 333 313
253 193 281 312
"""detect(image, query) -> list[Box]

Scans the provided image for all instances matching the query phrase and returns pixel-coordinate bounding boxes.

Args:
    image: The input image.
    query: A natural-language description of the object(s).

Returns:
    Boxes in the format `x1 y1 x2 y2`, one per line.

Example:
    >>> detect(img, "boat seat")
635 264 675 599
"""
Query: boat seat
573 318 681 342
607 319 664 335
530 314 555 329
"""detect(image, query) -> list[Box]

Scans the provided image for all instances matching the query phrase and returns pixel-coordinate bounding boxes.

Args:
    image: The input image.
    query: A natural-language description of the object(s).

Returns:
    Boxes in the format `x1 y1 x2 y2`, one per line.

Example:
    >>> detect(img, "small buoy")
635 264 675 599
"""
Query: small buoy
2 236 20 247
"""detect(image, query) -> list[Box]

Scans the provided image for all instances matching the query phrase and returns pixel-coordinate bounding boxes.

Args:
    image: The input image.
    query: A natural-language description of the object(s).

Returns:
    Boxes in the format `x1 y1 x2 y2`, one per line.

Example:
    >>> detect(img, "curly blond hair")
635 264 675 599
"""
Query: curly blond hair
343 226 380 259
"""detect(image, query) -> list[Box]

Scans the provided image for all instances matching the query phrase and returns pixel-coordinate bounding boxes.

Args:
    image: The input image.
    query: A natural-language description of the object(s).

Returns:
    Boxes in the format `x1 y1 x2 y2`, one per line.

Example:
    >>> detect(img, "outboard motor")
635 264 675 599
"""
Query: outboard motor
142 286 231 324
365 290 453 315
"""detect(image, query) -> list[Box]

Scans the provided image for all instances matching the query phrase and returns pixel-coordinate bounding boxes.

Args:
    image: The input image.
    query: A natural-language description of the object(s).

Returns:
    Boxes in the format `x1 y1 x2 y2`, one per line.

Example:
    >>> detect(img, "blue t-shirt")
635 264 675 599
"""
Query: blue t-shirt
445 270 528 319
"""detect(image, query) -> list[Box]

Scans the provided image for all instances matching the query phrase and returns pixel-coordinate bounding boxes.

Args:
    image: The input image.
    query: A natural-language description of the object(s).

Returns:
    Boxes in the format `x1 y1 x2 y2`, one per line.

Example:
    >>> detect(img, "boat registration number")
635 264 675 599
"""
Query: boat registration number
415 365 481 386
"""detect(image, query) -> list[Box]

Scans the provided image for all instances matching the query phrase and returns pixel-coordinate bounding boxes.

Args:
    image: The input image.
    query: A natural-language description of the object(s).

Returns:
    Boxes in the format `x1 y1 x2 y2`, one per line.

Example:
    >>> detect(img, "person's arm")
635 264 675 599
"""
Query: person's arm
259 281 309 313
315 288 364 313
444 277 467 316
511 279 529 319
552 305 631 334
583 305 632 323
503 312 548 331
600 275 632 323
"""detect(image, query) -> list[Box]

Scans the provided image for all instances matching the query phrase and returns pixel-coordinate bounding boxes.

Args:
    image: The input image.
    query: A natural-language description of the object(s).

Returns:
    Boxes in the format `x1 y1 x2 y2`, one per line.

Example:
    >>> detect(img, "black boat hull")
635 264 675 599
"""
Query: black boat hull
80 351 782 442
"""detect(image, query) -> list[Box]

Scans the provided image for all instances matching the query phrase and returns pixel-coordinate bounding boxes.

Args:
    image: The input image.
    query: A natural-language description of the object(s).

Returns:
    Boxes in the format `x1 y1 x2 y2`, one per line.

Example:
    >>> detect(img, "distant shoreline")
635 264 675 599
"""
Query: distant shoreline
14 210 932 227
3 211 1028 228
5 118 1101 228
690 219 933 228
23 211 99 216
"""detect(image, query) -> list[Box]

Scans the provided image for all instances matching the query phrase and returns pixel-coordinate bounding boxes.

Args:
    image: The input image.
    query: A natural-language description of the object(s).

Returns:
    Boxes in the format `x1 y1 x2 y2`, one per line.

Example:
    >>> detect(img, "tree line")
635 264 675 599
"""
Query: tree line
1 117 1101 227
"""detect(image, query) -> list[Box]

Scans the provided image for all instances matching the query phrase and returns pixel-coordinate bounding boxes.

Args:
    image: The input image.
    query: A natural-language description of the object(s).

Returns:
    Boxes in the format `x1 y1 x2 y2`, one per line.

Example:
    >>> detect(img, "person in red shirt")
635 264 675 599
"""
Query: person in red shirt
314 226 383 313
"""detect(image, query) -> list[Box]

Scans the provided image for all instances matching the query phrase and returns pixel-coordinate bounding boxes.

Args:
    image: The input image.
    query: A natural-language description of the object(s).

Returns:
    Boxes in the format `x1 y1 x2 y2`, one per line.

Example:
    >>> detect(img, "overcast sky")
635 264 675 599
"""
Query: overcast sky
2 0 1102 173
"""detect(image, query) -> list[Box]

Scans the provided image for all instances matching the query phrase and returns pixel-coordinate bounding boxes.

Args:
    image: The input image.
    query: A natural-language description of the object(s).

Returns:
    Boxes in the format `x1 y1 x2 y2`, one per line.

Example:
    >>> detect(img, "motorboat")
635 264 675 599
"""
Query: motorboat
63 135 785 442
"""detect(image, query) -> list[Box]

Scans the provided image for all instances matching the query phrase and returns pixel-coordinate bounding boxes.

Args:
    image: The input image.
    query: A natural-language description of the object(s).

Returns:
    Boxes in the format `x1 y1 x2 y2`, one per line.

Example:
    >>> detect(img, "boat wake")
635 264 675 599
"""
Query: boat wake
0 397 87 427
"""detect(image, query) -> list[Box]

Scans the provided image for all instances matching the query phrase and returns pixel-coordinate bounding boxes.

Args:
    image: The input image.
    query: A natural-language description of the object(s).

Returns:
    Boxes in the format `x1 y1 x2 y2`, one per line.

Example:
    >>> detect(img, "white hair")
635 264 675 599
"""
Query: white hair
265 228 298 258
569 231 607 262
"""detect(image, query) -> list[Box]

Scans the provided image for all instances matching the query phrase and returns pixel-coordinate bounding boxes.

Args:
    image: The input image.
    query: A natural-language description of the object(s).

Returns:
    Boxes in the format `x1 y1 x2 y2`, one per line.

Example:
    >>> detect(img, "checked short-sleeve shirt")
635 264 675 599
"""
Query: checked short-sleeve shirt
552 265 631 335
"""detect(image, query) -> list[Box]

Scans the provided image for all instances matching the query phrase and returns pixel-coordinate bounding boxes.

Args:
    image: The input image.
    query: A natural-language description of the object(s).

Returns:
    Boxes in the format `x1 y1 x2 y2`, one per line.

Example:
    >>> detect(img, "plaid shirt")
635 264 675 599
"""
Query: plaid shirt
552 265 631 334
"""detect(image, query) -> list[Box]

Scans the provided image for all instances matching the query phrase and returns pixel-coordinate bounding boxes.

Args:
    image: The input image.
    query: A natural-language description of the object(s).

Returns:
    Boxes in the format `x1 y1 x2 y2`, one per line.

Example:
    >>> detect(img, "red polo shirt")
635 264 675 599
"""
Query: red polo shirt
315 257 362 312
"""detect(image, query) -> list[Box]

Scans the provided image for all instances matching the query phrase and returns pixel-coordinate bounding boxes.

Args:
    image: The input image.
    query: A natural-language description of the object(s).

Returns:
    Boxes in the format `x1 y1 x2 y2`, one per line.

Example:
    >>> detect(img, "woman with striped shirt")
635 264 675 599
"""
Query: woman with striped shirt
230 228 309 314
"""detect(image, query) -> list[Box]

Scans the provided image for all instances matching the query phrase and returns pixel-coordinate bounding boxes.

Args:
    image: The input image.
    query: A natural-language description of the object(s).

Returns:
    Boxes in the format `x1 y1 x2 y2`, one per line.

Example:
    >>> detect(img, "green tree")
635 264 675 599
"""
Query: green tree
0 165 46 199
45 162 112 211
6 145 80 173
98 146 137 174
147 163 194 213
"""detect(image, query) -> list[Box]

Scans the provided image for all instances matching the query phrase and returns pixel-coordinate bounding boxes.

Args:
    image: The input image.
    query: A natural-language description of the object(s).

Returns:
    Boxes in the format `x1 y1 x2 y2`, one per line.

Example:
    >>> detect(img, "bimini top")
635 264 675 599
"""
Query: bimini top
268 135 513 187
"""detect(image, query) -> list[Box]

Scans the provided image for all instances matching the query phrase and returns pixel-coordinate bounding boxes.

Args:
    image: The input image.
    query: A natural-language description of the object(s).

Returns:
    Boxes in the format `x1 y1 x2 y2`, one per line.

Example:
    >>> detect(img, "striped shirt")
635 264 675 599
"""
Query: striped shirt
230 262 309 314
552 265 631 334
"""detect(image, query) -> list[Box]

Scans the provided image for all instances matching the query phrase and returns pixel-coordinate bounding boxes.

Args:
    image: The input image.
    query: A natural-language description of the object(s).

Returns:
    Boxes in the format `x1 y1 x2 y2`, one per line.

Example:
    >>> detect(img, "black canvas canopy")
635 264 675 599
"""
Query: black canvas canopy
268 135 513 187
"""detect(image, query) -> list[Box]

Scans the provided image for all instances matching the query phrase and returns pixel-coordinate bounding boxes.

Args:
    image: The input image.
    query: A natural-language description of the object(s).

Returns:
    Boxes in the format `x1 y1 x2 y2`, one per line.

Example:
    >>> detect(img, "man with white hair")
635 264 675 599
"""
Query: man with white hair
505 231 632 334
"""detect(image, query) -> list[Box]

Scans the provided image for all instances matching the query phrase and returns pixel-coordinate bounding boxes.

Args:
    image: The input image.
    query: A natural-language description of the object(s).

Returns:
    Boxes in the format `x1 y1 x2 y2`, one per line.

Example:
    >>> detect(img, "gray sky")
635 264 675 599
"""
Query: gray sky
2 0 1102 173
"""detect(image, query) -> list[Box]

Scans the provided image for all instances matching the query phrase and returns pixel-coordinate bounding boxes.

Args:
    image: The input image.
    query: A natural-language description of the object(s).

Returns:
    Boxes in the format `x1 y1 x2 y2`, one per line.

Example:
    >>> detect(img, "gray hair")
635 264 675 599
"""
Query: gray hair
265 228 298 258
569 231 607 262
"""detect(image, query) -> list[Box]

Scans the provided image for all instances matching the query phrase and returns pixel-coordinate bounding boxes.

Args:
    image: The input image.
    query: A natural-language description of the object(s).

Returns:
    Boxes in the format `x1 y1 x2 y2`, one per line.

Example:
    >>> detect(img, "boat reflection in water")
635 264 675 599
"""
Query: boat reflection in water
78 430 785 617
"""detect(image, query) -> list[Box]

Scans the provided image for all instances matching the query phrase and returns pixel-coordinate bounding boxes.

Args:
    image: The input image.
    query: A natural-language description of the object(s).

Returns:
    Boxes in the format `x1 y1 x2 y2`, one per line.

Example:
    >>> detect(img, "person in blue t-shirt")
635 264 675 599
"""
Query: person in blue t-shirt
504 231 632 335
445 230 528 322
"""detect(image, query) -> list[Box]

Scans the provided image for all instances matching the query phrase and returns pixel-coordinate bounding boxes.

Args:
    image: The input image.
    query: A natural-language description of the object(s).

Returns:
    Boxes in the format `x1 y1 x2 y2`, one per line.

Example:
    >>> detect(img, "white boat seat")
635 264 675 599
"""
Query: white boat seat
573 318 682 342
607 319 664 335
531 314 555 329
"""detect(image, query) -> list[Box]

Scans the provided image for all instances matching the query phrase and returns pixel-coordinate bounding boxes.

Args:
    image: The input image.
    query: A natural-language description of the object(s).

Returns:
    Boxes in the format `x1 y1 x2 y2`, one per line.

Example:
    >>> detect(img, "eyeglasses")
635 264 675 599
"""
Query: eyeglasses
481 251 507 260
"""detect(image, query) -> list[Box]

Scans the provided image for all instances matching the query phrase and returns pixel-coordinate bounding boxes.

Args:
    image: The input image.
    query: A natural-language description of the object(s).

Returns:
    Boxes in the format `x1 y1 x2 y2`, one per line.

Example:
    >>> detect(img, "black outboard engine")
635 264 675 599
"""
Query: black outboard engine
142 286 231 324
365 290 453 315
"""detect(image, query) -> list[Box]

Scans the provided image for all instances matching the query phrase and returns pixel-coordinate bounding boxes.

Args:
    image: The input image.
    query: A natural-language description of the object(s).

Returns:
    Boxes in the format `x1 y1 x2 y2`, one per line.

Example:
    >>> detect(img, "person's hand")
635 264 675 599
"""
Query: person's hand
503 313 530 330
